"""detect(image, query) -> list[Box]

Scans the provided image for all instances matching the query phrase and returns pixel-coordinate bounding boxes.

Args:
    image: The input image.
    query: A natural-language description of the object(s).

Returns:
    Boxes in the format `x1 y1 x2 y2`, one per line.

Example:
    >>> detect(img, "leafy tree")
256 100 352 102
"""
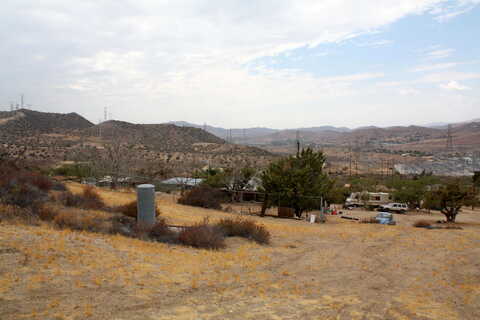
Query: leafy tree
473 171 480 189
260 148 331 217
422 190 442 212
201 167 257 191
201 168 230 189
388 175 440 209
325 184 350 204
433 181 470 222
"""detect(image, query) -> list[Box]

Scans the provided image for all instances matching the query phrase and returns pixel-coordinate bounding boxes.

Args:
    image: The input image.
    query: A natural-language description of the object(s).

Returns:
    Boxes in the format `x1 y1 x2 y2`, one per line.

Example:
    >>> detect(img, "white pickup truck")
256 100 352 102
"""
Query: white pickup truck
378 203 408 214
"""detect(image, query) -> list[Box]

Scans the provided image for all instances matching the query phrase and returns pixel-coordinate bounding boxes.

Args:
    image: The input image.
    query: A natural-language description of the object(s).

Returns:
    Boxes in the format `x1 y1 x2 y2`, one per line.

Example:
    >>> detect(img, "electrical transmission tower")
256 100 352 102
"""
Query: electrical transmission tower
295 130 301 156
446 124 454 152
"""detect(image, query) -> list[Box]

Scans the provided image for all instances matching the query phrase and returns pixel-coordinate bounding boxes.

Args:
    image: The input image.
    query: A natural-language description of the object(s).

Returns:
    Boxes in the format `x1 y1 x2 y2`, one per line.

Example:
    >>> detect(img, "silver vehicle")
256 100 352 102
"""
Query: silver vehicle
379 202 408 214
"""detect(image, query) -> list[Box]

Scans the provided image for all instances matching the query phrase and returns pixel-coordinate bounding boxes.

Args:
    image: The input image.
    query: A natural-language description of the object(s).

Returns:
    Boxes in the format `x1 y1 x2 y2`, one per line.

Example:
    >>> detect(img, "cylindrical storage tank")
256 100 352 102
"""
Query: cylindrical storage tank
136 184 156 227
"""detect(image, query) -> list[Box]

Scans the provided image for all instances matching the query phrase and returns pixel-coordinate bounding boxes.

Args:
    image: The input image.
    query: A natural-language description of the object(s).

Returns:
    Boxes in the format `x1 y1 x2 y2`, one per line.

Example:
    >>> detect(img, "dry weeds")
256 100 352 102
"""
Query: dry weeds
1 183 479 319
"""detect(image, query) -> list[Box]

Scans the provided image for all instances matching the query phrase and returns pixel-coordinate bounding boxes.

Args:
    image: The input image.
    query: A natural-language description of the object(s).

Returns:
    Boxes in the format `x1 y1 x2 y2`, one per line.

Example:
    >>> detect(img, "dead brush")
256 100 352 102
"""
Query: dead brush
112 200 161 219
215 217 271 244
149 218 176 243
36 204 59 221
0 204 40 225
58 186 105 210
178 219 226 250
413 220 432 228
80 186 105 210
360 217 379 224
177 185 223 210
53 208 112 234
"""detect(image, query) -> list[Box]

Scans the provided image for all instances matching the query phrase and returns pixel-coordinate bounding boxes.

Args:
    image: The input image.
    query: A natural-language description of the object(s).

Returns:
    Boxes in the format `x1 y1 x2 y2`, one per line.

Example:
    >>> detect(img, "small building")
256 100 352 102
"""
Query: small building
159 177 203 190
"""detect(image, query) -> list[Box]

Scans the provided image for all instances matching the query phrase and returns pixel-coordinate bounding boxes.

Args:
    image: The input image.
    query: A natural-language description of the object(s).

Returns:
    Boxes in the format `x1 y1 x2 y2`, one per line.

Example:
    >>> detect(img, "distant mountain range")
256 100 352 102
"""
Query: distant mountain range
168 121 351 139
169 119 480 152
1 109 478 157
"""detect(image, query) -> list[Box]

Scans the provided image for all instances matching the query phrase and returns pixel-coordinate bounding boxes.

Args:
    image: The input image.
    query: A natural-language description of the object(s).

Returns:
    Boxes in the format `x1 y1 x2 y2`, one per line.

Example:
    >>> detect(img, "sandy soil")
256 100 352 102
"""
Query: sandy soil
1 186 479 320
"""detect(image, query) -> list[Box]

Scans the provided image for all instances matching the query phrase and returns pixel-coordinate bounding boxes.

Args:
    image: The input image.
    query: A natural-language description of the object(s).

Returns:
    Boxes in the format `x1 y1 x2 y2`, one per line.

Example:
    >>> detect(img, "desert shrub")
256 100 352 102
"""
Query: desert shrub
360 217 379 224
178 185 223 210
81 186 104 209
111 215 136 236
58 186 105 210
52 163 92 178
215 218 271 244
53 209 112 233
0 163 52 208
37 204 59 221
149 218 176 242
29 173 53 191
0 204 40 225
413 220 431 228
178 220 226 249
112 200 161 219
0 182 47 208
58 191 84 207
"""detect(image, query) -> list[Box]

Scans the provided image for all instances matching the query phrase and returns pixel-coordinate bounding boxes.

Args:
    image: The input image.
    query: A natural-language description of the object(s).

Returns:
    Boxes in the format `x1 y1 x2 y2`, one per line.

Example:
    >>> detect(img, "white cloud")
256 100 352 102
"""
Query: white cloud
425 48 455 60
420 71 480 83
440 80 471 90
431 0 480 22
411 62 460 72
355 39 394 48
0 0 479 127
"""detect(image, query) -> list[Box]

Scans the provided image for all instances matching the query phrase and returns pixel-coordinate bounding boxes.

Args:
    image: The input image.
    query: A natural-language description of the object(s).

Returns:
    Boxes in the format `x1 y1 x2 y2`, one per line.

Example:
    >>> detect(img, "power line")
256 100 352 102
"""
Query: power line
446 124 454 152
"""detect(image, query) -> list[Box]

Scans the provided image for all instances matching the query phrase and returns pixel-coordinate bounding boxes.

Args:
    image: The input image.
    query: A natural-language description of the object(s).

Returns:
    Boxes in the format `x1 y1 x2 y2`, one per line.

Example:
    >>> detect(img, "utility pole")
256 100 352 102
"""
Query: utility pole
348 143 352 177
98 119 102 138
446 124 454 152
296 130 300 156
104 107 108 122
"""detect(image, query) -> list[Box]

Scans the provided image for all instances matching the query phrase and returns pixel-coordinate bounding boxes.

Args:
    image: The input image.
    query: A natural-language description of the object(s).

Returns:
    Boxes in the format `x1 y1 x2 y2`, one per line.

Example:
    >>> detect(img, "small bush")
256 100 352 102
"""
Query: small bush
111 215 136 236
112 200 161 219
149 218 176 242
28 173 53 192
178 185 223 210
58 186 105 210
360 217 379 224
53 209 112 233
0 204 40 225
52 163 92 178
216 218 271 244
0 162 52 208
413 220 431 228
178 220 226 250
81 186 105 209
37 205 59 221
58 191 84 207
0 181 47 208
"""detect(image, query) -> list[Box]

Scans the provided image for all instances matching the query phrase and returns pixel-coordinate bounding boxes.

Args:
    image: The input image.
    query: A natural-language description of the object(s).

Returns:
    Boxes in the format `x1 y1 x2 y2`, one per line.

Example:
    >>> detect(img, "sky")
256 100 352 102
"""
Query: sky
1 0 479 129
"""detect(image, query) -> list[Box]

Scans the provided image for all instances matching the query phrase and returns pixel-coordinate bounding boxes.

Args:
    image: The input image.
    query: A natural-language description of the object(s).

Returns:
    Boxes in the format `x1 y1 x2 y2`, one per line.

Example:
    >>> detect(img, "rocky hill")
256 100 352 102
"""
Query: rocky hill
83 120 225 152
0 109 272 168
0 109 93 136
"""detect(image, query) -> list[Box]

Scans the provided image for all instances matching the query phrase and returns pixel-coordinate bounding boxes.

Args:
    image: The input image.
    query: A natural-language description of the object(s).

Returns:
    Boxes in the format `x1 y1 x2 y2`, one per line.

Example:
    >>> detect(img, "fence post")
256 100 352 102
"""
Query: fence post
136 184 156 227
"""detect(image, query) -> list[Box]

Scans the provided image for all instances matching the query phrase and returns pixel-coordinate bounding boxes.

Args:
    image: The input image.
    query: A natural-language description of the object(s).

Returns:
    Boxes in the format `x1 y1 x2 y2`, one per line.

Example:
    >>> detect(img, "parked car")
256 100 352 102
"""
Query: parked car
375 212 396 225
378 203 408 214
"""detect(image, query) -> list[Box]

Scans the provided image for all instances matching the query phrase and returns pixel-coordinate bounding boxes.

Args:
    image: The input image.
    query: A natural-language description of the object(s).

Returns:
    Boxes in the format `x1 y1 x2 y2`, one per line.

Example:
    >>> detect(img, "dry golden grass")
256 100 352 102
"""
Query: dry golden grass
1 183 479 319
